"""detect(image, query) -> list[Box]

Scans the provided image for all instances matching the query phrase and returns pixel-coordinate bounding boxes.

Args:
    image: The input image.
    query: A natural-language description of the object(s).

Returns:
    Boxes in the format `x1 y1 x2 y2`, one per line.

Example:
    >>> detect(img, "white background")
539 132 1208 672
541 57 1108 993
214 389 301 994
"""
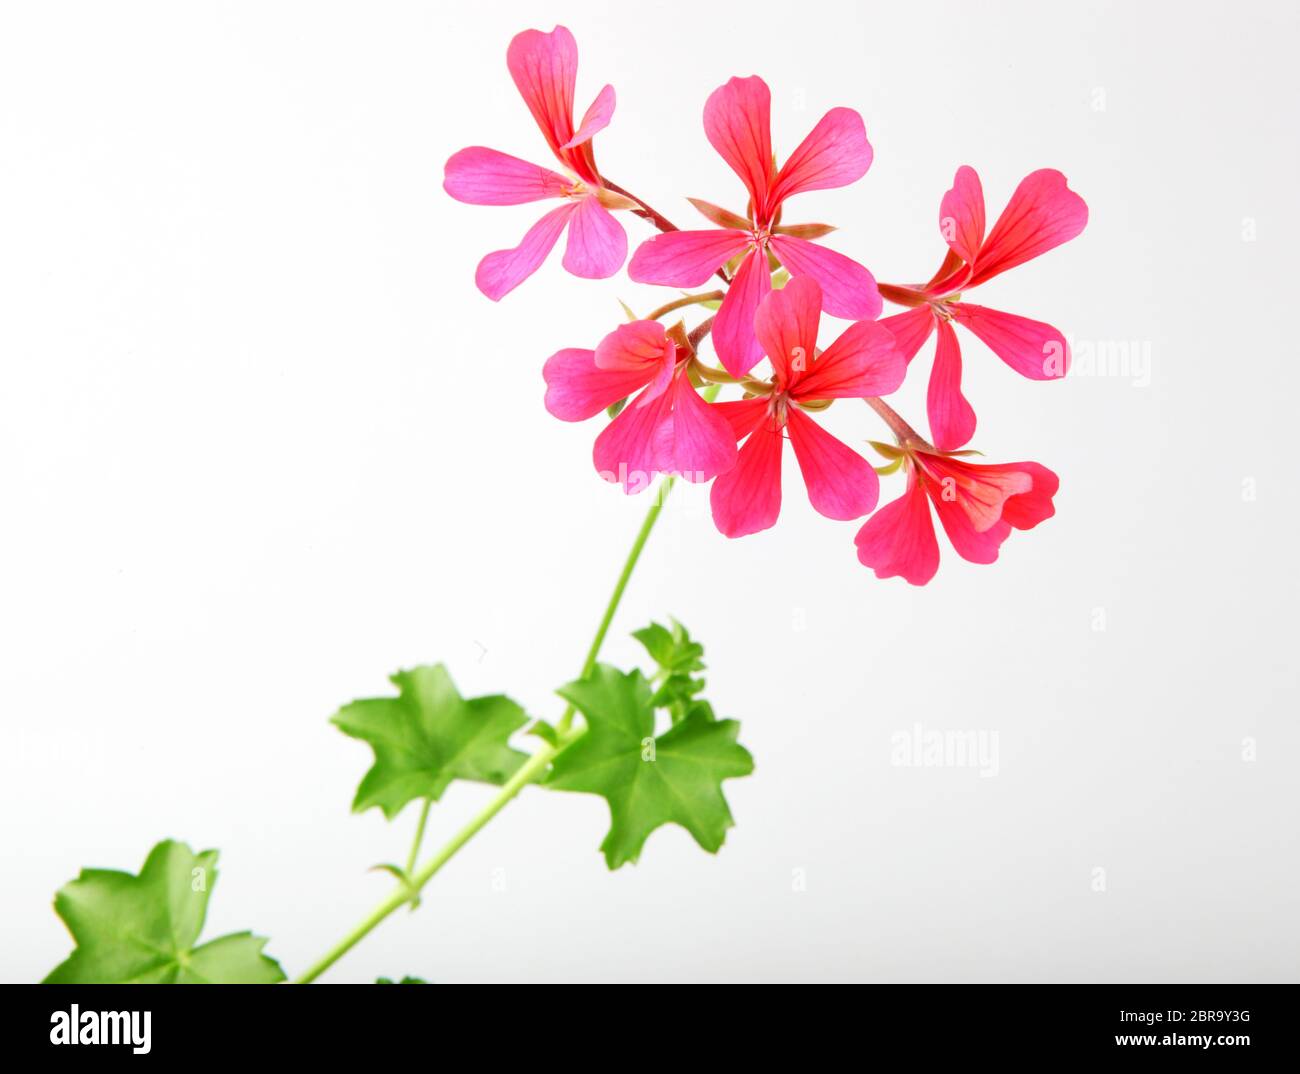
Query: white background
2 0 1297 982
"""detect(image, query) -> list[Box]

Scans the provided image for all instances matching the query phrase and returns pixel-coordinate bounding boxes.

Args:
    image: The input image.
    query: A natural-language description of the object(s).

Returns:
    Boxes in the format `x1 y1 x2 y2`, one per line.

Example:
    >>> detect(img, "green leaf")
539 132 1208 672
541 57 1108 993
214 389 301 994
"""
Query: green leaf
635 619 708 723
44 840 285 984
545 664 753 868
377 975 428 984
633 619 704 676
526 718 559 747
332 665 530 820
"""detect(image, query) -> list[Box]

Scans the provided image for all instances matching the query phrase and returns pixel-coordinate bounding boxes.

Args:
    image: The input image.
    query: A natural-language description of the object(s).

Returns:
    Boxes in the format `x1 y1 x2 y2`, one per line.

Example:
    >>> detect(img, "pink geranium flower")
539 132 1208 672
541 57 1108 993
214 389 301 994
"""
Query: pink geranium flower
444 26 634 300
854 444 1059 586
628 77 881 378
878 167 1088 451
709 277 904 537
544 320 736 494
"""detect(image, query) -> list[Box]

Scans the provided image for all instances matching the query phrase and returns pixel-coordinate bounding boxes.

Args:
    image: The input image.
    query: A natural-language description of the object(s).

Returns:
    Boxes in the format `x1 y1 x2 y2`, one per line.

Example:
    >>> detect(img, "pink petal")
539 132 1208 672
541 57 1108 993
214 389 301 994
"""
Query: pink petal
709 419 784 538
769 107 872 208
796 319 906 400
939 165 985 264
787 408 878 520
652 377 738 482
595 320 676 402
916 453 1032 534
952 303 1070 380
879 307 936 364
969 169 1088 285
444 147 570 205
753 275 822 388
562 196 627 279
921 248 972 296
854 475 940 585
769 235 881 320
930 499 1012 564
593 385 673 494
712 248 772 378
507 26 578 155
595 319 672 371
543 347 656 422
712 397 770 440
703 76 775 219
627 229 748 287
475 203 575 301
926 320 977 451
999 462 1059 530
561 84 615 149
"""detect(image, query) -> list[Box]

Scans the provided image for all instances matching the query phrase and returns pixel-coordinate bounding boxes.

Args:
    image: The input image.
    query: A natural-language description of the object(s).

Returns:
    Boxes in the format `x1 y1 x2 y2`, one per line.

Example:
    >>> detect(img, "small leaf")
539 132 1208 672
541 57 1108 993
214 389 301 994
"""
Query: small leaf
332 665 530 820
526 718 559 746
635 619 707 723
633 619 704 676
376 975 428 984
44 840 285 984
606 397 628 419
617 299 637 321
545 665 753 868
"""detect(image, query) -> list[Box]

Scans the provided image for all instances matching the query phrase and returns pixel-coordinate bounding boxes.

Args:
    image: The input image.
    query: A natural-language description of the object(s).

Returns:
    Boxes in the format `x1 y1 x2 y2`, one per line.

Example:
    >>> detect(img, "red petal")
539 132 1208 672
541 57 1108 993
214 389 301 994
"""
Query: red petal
969 169 1087 286
926 320 977 451
703 76 775 219
787 409 878 520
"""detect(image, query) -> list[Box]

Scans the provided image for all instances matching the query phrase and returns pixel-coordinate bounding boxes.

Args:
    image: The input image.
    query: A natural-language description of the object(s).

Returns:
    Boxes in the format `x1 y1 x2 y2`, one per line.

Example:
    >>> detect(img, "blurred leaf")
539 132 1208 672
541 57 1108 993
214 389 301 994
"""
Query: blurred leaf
44 841 284 984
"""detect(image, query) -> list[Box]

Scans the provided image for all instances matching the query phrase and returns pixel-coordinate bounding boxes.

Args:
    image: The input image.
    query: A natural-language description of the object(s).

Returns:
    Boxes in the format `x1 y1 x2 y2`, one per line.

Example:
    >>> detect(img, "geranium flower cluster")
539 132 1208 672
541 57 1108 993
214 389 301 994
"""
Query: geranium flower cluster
445 26 1087 585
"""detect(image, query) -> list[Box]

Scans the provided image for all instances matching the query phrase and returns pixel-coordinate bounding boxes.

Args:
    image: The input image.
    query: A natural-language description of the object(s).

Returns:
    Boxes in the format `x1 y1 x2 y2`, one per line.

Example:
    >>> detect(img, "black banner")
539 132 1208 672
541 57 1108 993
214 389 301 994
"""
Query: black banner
0 984 1292 1062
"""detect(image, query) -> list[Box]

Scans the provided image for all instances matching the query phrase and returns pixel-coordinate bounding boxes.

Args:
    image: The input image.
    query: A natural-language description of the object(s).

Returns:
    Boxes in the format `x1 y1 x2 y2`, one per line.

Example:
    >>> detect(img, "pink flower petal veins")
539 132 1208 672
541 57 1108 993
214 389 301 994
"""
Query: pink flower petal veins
443 147 571 205
542 348 657 421
593 386 674 494
594 320 677 403
769 107 873 207
854 474 940 586
652 377 738 482
709 418 784 538
879 307 937 364
703 76 775 219
915 454 1033 534
475 202 575 301
561 83 616 149
712 248 772 377
562 195 627 279
787 409 879 520
926 319 977 451
952 304 1070 380
998 462 1059 530
627 229 749 288
769 235 882 320
796 319 906 400
507 26 579 156
753 275 823 388
969 169 1088 286
939 165 986 265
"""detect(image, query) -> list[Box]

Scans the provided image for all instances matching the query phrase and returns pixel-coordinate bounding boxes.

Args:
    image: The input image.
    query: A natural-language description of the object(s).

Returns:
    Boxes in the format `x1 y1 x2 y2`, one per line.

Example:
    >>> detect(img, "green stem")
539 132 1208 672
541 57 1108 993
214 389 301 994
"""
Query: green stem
404 798 432 877
646 291 723 321
293 480 679 983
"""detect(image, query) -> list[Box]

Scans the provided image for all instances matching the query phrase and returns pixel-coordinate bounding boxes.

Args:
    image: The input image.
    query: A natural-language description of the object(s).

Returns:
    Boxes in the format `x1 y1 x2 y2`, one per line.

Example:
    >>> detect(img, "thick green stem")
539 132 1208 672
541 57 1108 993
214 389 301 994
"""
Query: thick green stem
293 481 679 983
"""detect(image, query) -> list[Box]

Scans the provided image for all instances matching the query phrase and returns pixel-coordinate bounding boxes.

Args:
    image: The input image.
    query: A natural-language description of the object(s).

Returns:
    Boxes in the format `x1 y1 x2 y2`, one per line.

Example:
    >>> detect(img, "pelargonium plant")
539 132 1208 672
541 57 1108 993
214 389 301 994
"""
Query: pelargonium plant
42 24 1086 984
